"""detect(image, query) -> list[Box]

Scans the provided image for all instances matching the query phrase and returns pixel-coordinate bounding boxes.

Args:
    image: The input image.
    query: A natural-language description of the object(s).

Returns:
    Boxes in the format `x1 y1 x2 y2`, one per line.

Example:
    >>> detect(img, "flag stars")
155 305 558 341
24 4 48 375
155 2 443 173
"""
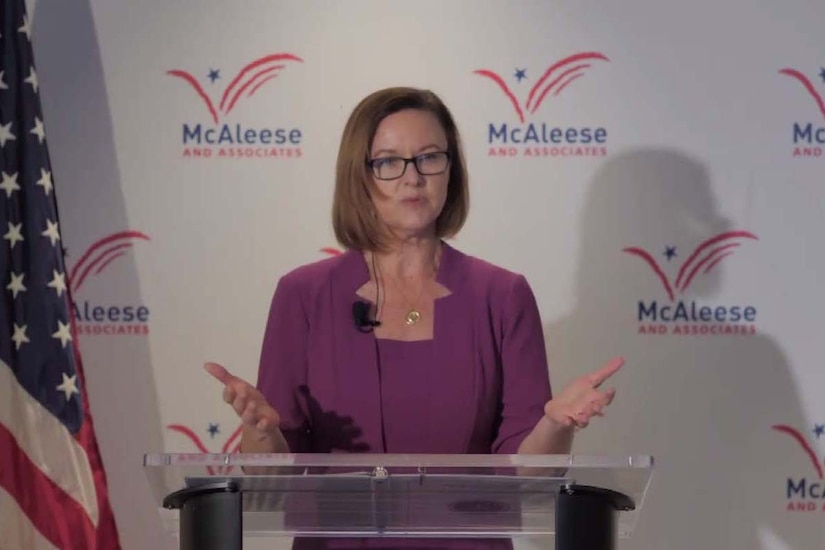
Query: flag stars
18 15 32 41
514 68 527 82
42 219 60 246
56 373 80 401
36 169 52 195
819 68 825 83
4 222 24 248
664 246 677 261
24 67 38 94
31 117 45 144
52 320 73 348
0 122 16 147
11 324 30 350
207 68 220 83
7 272 26 298
47 270 67 297
0 171 20 197
815 424 825 439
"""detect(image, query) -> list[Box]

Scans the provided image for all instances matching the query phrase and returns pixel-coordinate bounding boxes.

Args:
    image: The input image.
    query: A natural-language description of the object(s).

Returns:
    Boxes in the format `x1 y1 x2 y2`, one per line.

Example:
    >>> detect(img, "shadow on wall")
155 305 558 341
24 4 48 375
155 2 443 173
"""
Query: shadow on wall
33 1 169 549
543 148 816 550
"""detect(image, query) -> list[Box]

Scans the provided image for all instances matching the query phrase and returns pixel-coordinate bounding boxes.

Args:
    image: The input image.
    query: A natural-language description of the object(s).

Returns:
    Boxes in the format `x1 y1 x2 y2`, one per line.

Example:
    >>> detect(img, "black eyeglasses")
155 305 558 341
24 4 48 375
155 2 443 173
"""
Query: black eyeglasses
366 151 451 181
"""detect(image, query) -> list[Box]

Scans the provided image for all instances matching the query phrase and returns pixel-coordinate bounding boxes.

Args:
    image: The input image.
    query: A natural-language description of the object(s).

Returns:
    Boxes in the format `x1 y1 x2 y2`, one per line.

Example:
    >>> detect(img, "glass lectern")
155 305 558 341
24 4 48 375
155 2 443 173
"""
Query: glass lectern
143 453 653 550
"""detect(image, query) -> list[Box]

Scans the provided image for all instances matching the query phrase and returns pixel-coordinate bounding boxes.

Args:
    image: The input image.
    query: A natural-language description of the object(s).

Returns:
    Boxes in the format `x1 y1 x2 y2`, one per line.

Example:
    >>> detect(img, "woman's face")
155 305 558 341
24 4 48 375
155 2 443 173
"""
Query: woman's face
367 109 450 241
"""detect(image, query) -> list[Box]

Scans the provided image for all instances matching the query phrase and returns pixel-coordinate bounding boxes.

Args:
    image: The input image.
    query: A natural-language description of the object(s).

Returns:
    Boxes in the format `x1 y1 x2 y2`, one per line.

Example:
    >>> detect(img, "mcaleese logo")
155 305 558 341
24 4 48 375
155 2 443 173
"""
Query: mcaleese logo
780 66 825 158
772 423 825 512
624 231 758 335
70 231 151 336
167 53 303 160
473 52 609 158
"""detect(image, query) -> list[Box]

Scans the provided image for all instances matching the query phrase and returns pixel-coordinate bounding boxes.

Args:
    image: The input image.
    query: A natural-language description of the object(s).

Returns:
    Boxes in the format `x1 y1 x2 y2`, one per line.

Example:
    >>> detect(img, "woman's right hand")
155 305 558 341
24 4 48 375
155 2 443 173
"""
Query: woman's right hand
204 362 281 442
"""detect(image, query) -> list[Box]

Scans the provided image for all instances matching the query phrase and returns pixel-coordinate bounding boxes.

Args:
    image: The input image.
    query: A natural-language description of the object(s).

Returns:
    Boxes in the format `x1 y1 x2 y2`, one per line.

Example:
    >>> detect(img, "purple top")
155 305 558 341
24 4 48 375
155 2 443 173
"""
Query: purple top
256 242 552 549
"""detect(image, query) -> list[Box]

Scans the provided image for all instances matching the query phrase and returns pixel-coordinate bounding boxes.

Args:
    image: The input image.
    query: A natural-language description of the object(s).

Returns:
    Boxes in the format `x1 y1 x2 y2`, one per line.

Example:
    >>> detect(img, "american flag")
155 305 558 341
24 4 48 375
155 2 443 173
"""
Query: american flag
0 2 121 548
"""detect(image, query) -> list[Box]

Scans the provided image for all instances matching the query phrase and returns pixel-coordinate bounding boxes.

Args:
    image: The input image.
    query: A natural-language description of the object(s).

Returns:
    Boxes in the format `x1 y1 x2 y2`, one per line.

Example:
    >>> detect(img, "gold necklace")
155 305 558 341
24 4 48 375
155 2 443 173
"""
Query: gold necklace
377 261 434 326
388 273 428 325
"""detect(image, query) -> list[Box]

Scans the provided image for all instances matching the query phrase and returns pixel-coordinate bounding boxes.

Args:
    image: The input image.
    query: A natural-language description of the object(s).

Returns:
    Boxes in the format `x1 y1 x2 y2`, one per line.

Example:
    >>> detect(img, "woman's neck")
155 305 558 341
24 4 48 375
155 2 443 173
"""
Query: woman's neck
371 237 441 280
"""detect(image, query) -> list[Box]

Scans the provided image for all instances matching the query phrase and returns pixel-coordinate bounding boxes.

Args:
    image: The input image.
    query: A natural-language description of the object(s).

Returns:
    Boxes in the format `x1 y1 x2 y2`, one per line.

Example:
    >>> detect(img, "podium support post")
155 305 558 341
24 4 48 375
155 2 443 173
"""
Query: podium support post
555 484 634 550
164 480 242 550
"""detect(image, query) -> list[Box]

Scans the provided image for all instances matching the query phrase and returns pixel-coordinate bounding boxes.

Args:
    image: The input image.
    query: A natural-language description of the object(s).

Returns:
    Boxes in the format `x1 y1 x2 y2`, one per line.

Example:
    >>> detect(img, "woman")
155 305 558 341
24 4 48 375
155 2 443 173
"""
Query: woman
205 87 623 548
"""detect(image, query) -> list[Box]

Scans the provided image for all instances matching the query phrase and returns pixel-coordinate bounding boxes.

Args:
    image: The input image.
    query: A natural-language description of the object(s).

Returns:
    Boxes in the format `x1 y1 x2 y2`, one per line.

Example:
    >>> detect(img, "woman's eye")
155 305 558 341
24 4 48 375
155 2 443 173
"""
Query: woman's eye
374 157 400 168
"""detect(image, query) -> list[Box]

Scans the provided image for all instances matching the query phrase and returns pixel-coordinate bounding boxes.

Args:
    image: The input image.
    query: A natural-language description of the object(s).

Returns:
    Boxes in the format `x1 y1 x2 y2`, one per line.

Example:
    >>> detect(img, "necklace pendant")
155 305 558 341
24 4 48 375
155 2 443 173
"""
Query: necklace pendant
405 310 421 325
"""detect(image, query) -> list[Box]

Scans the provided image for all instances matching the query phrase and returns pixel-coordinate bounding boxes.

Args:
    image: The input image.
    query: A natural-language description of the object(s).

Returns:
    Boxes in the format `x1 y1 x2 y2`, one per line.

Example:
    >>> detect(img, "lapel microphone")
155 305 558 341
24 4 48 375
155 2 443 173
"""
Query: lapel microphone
352 300 380 332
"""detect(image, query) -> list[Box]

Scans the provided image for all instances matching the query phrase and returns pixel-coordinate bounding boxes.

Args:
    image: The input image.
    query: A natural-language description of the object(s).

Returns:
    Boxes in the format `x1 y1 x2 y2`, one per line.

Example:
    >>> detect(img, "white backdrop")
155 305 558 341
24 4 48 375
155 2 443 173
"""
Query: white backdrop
30 0 825 548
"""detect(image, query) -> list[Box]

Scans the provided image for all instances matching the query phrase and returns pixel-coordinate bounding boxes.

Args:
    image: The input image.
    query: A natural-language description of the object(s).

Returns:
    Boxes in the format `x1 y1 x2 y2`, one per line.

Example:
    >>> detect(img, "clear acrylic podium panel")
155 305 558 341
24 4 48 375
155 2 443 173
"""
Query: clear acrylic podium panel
144 453 653 539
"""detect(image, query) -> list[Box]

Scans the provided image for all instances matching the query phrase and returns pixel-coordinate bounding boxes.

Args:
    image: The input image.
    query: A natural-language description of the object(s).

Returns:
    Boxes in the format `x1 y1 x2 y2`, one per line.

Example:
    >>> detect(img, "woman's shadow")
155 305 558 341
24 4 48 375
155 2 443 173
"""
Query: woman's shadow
540 149 820 549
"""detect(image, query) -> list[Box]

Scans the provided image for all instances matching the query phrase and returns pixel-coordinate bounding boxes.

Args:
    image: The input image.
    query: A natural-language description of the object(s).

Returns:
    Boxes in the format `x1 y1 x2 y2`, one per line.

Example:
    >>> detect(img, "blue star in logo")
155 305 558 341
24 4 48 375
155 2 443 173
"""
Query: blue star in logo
819 68 825 83
207 68 221 83
207 423 220 438
814 424 825 439
664 246 677 261
514 68 527 82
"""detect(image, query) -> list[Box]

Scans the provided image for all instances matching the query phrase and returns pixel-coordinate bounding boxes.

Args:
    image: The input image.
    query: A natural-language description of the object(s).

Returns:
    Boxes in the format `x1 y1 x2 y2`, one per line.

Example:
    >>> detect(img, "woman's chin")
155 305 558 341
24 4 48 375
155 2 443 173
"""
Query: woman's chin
386 223 438 241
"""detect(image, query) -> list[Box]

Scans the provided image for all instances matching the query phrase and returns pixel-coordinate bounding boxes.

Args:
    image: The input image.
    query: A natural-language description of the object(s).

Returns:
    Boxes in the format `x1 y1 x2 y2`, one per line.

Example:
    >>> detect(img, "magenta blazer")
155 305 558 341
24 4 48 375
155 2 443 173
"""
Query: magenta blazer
256 241 552 456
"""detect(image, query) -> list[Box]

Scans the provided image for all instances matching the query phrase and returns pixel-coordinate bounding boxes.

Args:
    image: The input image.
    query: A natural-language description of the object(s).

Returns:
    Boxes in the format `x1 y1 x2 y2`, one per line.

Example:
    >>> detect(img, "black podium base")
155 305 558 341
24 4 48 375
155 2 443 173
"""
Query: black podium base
163 480 242 550
161 480 634 550
555 484 635 550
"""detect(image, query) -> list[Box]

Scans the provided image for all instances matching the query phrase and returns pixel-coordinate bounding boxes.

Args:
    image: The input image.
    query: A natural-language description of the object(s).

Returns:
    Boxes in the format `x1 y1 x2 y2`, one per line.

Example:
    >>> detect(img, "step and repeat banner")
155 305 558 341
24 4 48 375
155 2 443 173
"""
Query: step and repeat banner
31 0 825 548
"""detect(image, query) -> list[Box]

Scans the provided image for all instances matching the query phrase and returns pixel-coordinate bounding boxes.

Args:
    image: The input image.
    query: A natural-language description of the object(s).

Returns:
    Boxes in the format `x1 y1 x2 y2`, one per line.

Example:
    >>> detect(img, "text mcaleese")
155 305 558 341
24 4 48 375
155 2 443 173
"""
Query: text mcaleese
637 300 757 323
183 124 302 145
792 123 825 144
488 123 607 145
73 300 149 323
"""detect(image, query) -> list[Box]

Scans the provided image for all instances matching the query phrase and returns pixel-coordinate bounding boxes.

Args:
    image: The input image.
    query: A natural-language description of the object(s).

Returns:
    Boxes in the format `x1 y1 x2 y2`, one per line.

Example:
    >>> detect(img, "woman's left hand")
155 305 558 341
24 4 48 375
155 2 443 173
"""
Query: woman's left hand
543 357 624 429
